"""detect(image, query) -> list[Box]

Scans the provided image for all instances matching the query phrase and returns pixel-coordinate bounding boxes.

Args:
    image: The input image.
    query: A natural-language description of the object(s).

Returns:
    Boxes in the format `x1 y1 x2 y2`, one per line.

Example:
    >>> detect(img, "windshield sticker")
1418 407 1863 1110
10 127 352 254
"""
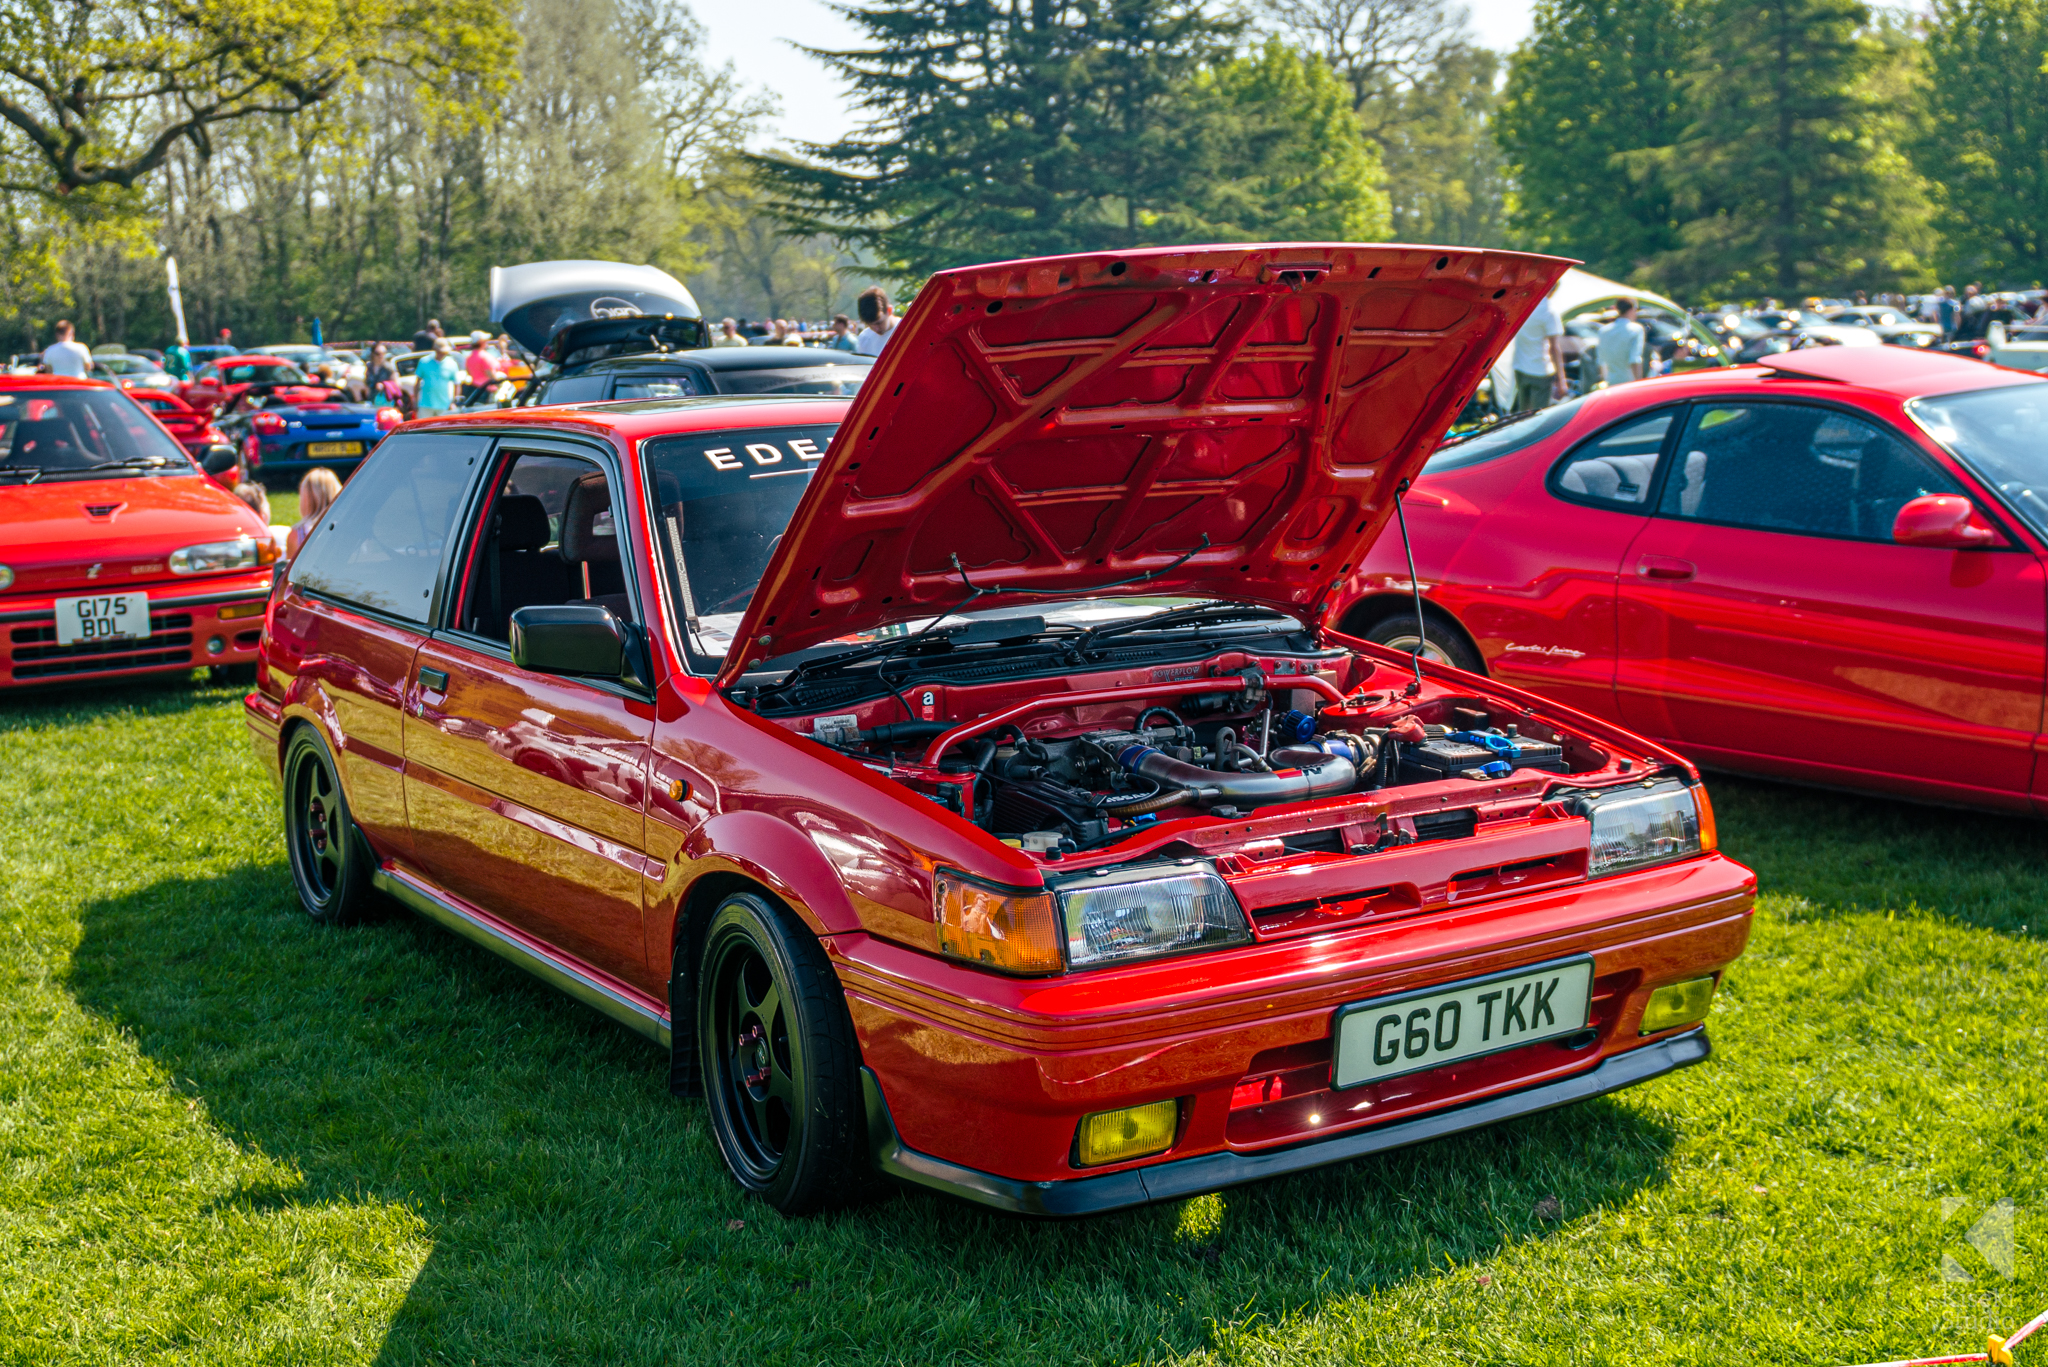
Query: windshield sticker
702 436 830 473
590 296 642 319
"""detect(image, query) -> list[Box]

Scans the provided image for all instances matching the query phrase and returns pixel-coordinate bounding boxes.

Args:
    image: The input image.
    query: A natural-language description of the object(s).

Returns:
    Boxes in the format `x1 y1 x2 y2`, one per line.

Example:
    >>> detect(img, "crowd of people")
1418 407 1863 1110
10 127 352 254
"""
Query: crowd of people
708 286 901 357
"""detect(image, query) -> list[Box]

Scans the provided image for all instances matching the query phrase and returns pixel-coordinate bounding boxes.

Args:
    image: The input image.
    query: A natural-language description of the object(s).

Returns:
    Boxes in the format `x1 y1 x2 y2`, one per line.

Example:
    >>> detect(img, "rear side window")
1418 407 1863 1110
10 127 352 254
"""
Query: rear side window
291 432 487 623
1550 409 1678 507
535 374 609 404
1659 402 1963 538
611 372 706 401
1426 396 1587 473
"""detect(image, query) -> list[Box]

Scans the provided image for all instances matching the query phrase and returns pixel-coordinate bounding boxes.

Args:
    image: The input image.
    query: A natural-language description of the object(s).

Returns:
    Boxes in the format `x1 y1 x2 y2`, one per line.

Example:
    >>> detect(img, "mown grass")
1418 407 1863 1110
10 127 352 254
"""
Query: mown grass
0 678 2041 1365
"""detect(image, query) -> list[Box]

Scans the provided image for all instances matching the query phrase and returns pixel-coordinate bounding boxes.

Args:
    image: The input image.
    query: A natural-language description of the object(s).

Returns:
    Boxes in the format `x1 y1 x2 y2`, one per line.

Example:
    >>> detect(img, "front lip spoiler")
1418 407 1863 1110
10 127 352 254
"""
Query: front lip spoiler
862 1028 1709 1218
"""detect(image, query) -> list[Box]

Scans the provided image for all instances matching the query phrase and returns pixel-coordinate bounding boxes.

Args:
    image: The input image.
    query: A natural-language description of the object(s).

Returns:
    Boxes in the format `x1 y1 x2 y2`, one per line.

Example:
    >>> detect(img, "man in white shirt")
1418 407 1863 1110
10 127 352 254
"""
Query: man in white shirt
42 319 92 378
855 287 897 357
1595 297 1647 388
1509 289 1565 411
711 318 748 348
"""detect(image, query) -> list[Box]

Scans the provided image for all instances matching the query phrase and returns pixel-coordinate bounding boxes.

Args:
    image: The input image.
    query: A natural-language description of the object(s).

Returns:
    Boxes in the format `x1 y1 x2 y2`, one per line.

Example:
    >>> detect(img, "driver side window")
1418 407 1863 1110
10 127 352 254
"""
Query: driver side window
453 450 639 642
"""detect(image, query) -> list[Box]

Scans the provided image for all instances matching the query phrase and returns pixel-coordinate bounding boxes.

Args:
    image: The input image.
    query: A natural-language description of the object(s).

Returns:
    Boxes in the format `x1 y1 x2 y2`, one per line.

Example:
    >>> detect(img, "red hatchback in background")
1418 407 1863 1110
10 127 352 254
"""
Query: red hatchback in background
127 390 233 470
248 244 1753 1217
179 355 327 415
1334 346 2048 814
0 378 276 688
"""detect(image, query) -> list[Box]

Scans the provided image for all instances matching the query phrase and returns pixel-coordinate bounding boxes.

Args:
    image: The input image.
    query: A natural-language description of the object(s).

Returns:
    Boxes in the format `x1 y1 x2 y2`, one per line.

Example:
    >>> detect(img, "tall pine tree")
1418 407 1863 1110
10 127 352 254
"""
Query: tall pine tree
749 0 1246 279
1641 0 1930 297
1918 0 2048 285
1496 0 1699 278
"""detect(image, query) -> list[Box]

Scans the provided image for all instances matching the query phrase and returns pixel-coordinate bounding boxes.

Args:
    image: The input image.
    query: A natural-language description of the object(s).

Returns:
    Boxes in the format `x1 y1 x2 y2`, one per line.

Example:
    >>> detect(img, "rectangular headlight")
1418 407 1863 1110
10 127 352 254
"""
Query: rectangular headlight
170 535 276 575
1056 862 1250 969
1586 780 1707 877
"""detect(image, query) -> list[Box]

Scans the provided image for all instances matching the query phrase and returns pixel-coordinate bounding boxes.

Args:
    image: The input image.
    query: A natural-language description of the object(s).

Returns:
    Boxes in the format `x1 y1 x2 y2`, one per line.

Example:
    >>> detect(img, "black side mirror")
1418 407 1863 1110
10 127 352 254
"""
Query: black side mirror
510 605 628 678
201 444 239 476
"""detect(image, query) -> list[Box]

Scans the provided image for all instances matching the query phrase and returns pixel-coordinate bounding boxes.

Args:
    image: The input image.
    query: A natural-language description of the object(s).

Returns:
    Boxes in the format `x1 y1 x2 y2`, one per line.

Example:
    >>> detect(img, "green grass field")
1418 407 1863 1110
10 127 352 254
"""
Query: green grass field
1 678 2042 1365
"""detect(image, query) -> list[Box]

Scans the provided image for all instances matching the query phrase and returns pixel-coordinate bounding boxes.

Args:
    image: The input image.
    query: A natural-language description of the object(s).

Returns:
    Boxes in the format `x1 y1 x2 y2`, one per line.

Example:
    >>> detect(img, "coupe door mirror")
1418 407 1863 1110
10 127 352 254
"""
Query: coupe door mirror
509 604 627 677
201 444 239 476
1892 494 2002 549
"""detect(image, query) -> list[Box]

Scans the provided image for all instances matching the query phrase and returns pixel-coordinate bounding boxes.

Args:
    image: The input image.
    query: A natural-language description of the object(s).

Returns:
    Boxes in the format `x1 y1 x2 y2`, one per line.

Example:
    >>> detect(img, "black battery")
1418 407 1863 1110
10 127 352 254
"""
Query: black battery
1402 730 1568 781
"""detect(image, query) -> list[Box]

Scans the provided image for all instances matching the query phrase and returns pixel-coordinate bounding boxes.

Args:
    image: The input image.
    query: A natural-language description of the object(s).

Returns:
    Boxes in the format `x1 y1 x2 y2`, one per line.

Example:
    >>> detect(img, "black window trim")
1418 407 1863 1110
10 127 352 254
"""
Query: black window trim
1643 393 2024 549
1544 403 1689 512
432 430 661 695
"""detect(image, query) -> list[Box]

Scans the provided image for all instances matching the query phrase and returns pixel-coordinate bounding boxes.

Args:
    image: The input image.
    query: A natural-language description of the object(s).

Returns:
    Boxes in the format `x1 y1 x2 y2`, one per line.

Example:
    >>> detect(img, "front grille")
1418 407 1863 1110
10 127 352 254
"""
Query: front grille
8 612 195 678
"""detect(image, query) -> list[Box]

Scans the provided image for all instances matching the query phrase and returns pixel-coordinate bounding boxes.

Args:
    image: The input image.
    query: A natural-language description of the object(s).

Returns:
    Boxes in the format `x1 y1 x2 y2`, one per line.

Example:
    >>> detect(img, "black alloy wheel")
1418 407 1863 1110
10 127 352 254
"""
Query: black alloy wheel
282 726 376 924
697 891 868 1215
1360 610 1486 675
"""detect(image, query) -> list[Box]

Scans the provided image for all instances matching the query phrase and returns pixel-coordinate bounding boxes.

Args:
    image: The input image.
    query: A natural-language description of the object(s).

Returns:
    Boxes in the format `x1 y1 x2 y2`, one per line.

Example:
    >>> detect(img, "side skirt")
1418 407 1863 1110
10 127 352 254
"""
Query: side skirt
373 866 671 1049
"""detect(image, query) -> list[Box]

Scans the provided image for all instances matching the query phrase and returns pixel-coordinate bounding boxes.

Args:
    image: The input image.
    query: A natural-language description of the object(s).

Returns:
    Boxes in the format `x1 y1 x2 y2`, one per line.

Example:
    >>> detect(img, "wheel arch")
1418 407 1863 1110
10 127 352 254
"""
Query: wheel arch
1335 593 1488 675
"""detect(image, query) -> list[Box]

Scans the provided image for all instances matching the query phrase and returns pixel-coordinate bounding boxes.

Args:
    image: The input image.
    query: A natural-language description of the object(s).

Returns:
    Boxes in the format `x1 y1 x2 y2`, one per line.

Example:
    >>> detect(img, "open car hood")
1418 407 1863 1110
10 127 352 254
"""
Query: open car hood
718 243 1570 683
489 260 701 356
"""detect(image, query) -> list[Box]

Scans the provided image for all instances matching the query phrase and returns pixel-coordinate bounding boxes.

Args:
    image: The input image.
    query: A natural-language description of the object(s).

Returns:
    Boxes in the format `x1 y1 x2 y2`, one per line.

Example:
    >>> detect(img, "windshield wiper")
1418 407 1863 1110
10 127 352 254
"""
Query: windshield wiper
1071 602 1290 655
757 614 1057 696
82 455 176 471
0 463 45 482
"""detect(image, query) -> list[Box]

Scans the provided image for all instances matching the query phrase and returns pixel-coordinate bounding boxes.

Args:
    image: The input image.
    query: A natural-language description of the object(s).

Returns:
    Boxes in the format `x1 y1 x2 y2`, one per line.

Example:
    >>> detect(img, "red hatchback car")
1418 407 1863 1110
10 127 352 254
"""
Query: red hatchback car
246 245 1754 1216
1333 346 2048 815
0 377 277 687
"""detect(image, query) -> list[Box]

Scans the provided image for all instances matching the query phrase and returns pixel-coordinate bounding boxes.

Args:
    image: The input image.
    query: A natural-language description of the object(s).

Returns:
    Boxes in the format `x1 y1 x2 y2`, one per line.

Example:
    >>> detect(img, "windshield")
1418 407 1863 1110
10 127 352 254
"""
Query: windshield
0 389 194 479
95 355 164 375
643 424 835 663
223 361 307 384
719 365 866 397
1908 383 2048 538
1428 395 1587 472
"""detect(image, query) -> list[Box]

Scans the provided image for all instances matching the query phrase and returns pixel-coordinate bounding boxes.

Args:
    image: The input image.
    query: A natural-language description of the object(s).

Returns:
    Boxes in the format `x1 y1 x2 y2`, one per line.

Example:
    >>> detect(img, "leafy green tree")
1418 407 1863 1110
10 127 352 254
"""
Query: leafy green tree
1917 0 2048 284
1172 39 1388 241
1636 0 1931 297
749 0 1246 280
1380 42 1508 246
1497 0 1698 277
0 0 517 207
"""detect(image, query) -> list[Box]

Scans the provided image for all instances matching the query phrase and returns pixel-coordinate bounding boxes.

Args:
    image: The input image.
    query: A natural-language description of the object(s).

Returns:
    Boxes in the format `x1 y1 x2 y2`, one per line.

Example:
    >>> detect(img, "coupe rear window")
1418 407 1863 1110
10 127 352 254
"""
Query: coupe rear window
719 366 866 397
0 389 192 479
641 423 836 666
1428 396 1586 472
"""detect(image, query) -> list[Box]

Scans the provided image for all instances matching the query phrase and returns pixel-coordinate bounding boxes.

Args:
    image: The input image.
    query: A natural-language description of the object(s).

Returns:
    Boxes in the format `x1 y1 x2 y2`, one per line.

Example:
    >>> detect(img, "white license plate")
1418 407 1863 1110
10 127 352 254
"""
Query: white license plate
1332 956 1594 1089
53 592 151 646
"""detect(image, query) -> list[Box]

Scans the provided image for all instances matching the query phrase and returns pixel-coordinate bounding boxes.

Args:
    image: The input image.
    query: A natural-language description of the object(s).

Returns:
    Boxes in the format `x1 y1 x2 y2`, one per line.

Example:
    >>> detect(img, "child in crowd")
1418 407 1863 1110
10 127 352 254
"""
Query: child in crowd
286 468 343 561
230 480 293 558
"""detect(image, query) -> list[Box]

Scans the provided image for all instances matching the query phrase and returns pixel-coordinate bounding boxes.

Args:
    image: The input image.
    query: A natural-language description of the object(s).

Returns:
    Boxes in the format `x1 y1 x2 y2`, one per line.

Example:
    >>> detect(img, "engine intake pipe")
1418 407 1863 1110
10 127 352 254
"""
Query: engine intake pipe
1116 743 1358 807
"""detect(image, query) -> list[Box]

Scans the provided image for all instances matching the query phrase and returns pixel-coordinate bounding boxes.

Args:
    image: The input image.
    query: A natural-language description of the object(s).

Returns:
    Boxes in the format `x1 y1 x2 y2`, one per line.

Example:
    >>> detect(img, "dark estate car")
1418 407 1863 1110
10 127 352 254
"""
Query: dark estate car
488 259 872 407
250 245 1752 1218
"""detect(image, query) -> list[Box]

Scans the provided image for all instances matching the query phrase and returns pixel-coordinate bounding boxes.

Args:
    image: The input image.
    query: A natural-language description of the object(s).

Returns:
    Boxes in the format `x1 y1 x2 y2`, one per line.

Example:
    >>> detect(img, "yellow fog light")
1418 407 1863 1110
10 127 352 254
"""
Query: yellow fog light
1075 1099 1179 1167
1640 976 1716 1034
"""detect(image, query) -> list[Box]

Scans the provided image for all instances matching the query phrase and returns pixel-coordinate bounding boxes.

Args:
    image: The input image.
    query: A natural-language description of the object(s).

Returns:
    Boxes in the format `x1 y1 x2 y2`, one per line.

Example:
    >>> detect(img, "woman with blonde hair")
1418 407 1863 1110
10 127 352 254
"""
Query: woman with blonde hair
286 467 344 561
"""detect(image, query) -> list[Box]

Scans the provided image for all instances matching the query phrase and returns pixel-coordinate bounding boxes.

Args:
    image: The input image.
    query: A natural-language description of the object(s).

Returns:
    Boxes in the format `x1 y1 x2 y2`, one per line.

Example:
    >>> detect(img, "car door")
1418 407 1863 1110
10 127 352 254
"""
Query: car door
1614 398 2046 809
401 437 660 994
1441 405 1680 719
277 429 491 856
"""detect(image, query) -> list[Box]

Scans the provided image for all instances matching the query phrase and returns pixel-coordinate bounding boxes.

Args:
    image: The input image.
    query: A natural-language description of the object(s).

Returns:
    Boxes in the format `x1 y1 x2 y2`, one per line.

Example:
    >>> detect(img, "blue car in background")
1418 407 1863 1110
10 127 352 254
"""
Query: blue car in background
213 377 400 480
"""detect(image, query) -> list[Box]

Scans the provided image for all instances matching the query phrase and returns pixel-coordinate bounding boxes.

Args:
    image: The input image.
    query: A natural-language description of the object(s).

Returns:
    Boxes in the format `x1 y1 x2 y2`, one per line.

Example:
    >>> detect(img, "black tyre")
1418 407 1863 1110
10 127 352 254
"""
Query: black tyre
282 726 378 924
697 891 868 1216
1360 610 1486 674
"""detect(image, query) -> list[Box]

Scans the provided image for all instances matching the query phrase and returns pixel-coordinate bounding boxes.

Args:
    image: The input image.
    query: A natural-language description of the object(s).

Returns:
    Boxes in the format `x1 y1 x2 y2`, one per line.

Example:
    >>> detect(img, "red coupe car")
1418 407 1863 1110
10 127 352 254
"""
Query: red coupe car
1333 346 2048 814
126 390 233 469
246 245 1753 1216
0 377 278 687
179 355 328 415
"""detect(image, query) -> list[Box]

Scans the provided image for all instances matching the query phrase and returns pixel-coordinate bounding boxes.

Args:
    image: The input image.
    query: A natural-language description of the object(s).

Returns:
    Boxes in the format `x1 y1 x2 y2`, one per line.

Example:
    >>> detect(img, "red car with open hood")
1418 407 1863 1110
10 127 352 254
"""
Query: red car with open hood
0 377 277 688
245 245 1754 1216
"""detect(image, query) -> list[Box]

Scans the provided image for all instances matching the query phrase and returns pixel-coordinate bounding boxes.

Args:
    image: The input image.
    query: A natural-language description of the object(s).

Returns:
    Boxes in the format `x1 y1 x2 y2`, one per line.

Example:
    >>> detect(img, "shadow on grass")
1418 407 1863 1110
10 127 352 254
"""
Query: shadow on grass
68 862 1681 1364
0 669 233 731
1706 773 2048 939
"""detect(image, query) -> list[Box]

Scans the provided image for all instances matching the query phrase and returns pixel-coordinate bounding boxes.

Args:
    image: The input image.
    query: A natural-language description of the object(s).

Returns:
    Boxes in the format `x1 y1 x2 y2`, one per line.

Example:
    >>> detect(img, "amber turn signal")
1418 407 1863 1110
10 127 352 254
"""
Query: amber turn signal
1640 975 1716 1034
1075 1099 1179 1167
1693 782 1718 852
218 600 266 620
933 871 1062 975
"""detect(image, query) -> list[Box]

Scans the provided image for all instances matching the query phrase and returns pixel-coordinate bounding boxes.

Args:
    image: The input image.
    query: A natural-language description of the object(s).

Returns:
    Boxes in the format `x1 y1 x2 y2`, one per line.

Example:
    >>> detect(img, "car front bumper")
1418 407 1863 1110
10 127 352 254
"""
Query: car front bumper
863 1028 1710 1216
838 852 1753 1204
0 578 272 686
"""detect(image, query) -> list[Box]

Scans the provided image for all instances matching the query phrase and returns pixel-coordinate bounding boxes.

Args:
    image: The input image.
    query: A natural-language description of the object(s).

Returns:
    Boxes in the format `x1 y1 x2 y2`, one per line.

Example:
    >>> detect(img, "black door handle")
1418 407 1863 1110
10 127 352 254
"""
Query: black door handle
419 667 449 692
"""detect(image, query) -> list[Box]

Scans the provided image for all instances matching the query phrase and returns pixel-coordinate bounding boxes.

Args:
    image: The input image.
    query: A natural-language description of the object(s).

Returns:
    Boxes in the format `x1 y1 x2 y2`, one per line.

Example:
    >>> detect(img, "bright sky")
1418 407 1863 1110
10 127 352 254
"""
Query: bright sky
695 0 1540 150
